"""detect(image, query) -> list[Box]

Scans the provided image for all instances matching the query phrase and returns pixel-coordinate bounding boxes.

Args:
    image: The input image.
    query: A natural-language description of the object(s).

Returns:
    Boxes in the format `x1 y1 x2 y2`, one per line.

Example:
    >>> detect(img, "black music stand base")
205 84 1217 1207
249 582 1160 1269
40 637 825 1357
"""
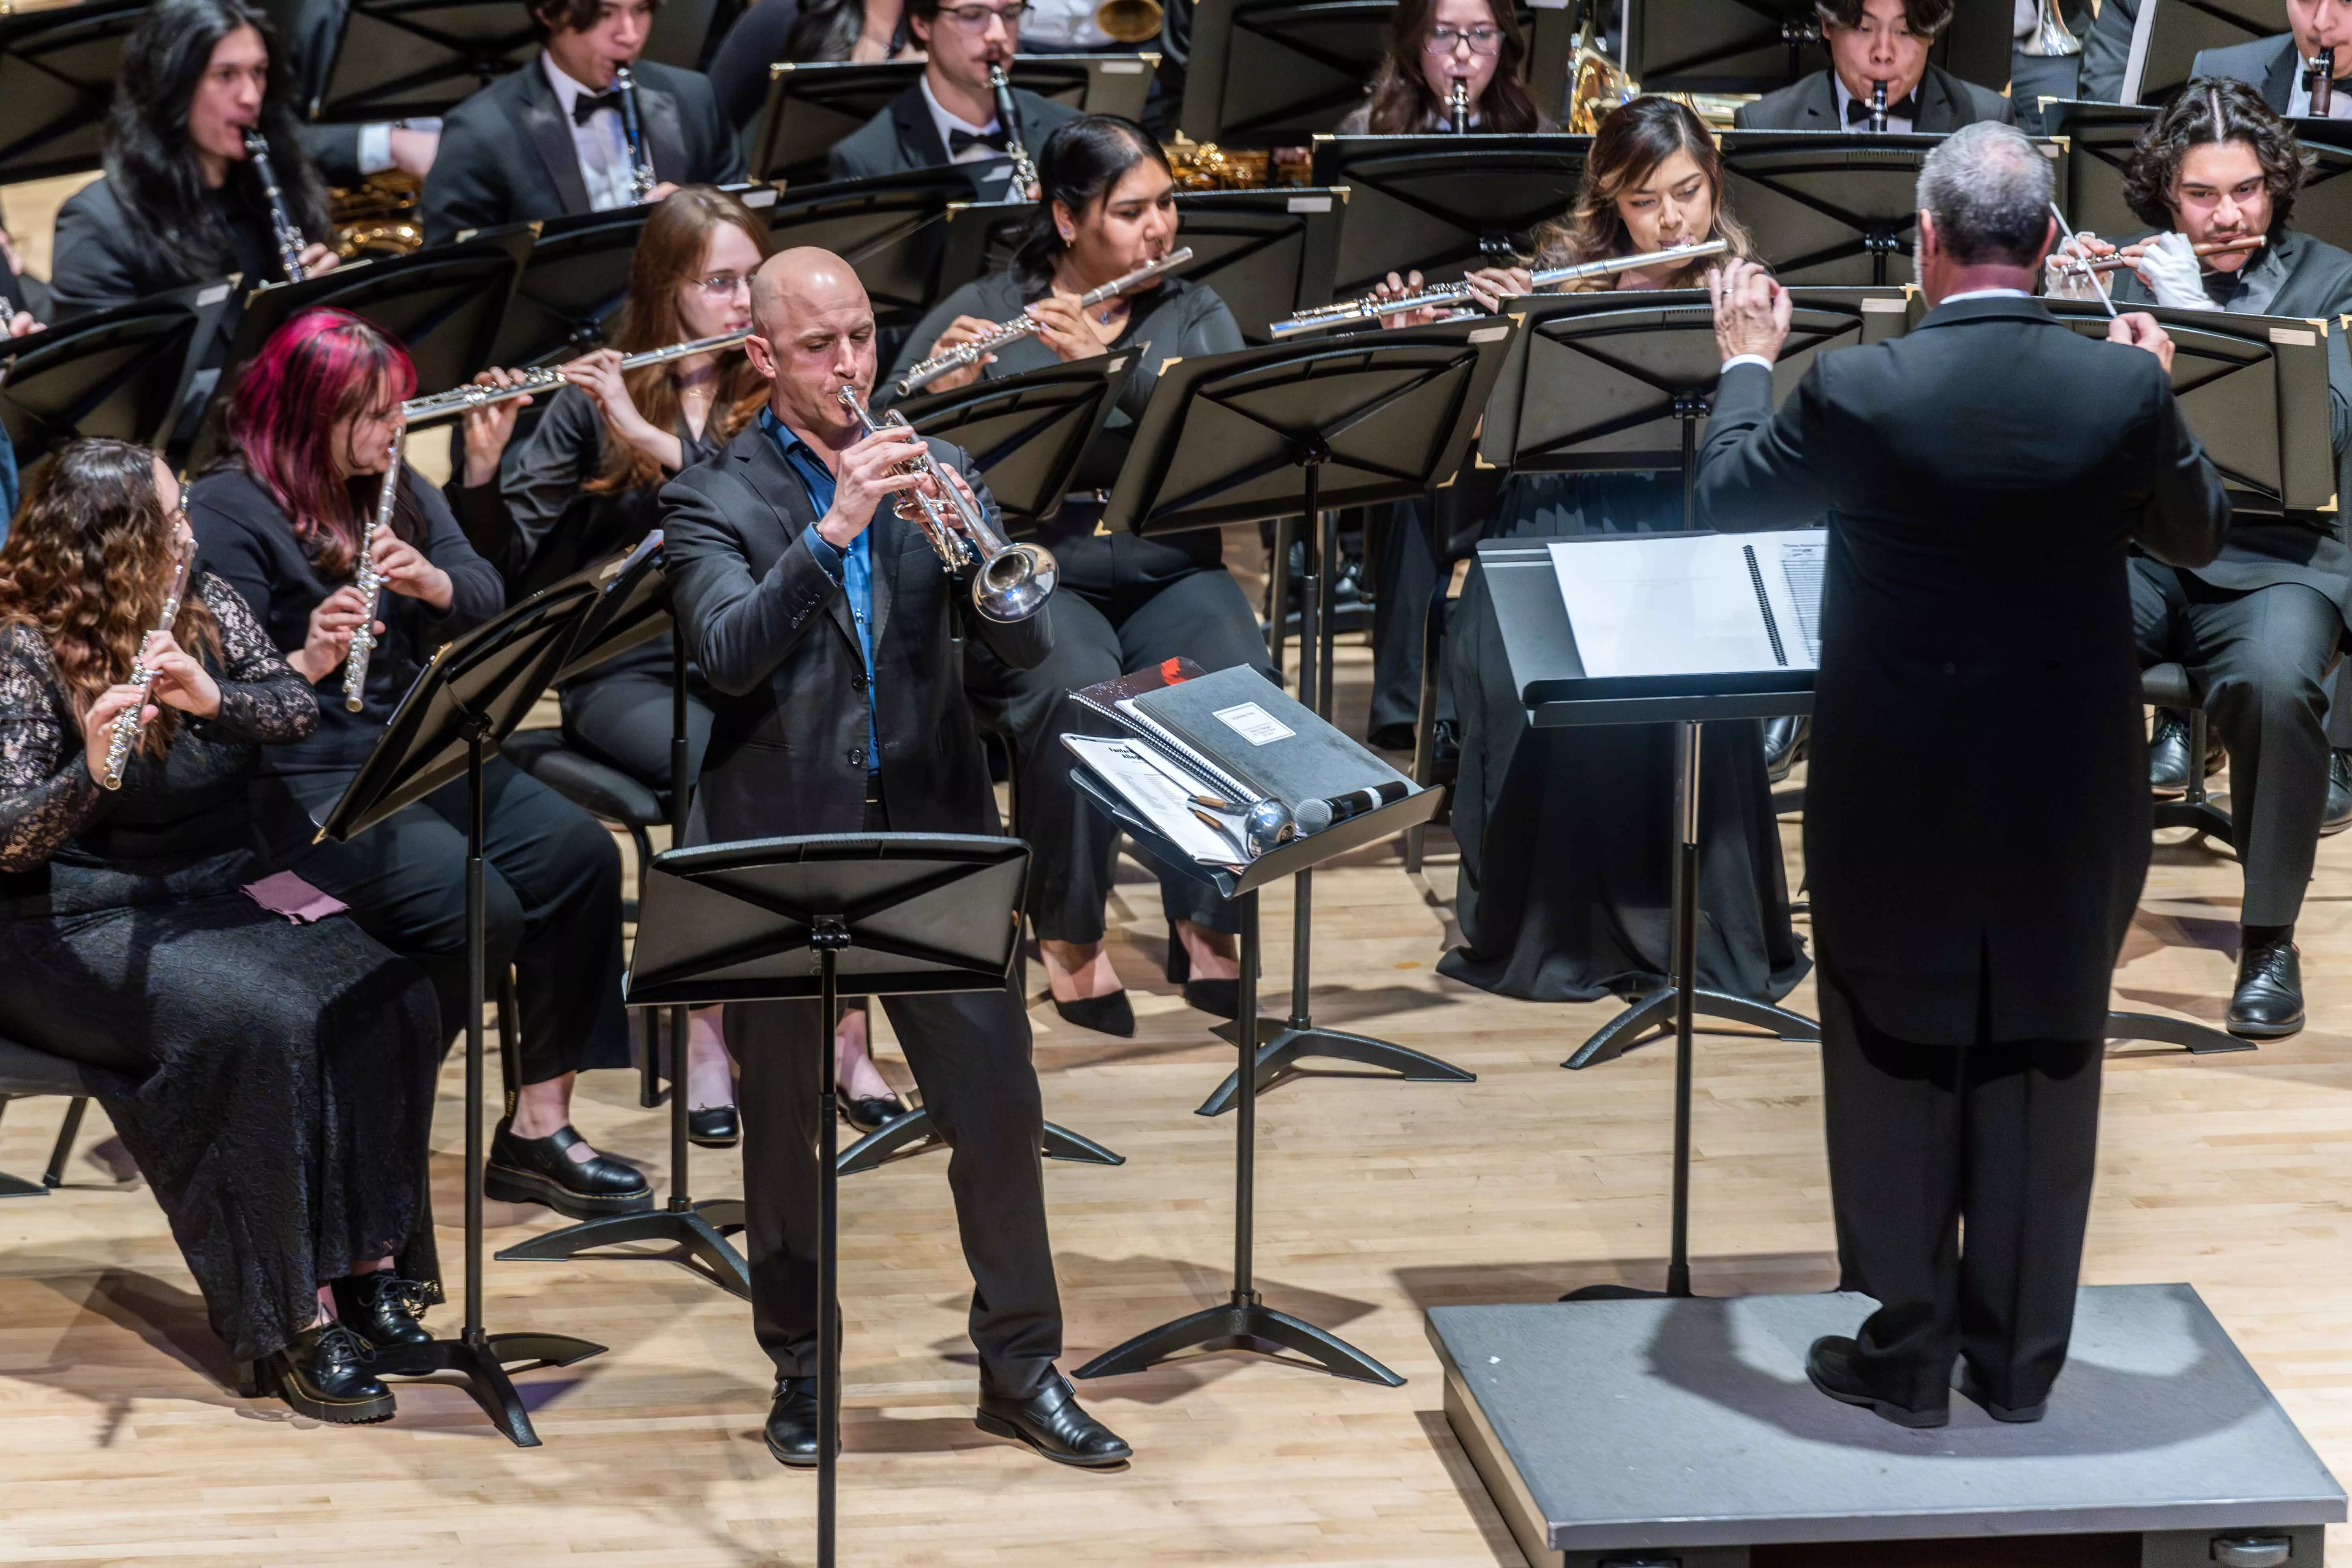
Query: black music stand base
1565 986 1821 1071
2107 1010 2256 1055
1199 1018 1473 1117
372 1328 607 1447
836 1107 1124 1175
494 1198 751 1296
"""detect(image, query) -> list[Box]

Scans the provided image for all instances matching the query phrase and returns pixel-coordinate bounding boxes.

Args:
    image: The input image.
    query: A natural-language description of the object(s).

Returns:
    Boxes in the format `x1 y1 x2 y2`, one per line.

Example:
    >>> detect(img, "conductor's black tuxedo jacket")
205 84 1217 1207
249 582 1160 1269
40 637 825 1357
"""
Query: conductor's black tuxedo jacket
1730 64 2015 131
659 417 1054 843
420 57 748 246
1694 295 2230 1044
825 83 1080 198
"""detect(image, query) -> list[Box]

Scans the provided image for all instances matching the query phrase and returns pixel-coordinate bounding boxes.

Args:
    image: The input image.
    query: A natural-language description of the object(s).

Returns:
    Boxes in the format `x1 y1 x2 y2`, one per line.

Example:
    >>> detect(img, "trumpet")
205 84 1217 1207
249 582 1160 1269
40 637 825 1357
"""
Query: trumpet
343 438 400 712
2054 234 2267 275
1268 238 1731 337
244 129 308 283
893 248 1193 395
1448 77 1471 133
1867 78 1889 131
2311 46 2337 116
398 329 754 424
835 386 1056 623
613 66 659 203
100 532 196 791
988 66 1042 199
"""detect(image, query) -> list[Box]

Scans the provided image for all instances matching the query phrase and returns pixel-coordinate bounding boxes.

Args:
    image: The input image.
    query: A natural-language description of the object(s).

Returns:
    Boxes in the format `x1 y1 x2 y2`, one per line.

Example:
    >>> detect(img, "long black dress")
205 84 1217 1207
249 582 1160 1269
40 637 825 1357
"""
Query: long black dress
0 576 442 1367
1438 471 1811 1003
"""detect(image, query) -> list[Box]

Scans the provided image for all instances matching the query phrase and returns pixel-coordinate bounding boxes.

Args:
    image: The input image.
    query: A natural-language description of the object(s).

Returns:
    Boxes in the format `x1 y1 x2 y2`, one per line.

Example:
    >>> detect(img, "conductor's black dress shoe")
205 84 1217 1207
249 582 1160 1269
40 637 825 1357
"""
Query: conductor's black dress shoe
483 1120 655 1219
251 1321 396 1424
975 1373 1133 1467
2227 934 2305 1039
2148 709 2224 793
1804 1336 1948 1429
1955 1364 2047 1423
329 1272 432 1350
765 1376 836 1467
2325 751 2352 836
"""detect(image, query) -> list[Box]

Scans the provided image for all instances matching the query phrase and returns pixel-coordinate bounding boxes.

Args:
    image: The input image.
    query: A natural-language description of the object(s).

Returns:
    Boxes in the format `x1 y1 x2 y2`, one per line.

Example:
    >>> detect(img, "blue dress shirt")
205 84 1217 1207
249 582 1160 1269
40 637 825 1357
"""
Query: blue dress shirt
761 407 880 775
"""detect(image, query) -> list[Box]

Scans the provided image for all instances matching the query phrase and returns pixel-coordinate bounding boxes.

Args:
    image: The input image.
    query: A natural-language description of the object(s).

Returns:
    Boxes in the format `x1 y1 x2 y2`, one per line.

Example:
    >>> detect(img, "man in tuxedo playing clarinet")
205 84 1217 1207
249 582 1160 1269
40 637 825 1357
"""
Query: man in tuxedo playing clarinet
659 246 1132 1471
1694 122 2230 1429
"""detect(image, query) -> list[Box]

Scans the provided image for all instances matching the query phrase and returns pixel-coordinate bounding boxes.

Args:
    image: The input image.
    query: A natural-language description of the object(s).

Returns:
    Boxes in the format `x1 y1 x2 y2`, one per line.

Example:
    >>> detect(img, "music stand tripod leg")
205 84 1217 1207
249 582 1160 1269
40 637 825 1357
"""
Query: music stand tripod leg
836 1105 1126 1174
813 921 848 1568
1077 892 1402 1386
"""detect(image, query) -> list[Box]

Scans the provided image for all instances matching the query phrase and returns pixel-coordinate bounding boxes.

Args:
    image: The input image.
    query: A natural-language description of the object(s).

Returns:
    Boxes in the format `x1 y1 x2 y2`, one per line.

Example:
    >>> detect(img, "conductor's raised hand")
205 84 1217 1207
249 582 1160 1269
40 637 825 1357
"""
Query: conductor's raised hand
370 528 453 612
138 631 221 719
2108 310 2177 373
816 423 929 549
1709 260 1790 364
460 366 535 486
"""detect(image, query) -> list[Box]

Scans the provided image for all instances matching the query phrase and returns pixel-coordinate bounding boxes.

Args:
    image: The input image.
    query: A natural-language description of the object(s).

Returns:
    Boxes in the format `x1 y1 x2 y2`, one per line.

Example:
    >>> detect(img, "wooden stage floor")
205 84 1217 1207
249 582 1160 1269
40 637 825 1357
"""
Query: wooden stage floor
4 632 2350 1566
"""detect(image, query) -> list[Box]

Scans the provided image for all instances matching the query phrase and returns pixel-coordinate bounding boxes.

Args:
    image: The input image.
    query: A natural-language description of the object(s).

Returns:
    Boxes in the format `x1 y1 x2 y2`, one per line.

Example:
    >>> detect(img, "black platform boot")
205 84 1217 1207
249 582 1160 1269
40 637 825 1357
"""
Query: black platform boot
251 1322 395 1424
329 1272 431 1350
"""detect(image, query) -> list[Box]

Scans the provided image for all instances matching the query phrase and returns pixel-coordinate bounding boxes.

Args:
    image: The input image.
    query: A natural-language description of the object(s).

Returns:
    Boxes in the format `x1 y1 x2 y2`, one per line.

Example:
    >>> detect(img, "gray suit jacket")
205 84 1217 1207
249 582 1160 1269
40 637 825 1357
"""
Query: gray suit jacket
1731 63 2015 131
2190 33 2301 111
2075 0 2137 101
826 83 1080 199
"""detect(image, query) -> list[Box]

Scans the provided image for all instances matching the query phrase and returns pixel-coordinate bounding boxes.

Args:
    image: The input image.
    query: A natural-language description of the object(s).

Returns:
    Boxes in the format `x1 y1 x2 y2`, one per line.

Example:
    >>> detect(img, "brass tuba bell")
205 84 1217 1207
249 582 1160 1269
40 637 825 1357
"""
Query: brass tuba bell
1095 0 1163 43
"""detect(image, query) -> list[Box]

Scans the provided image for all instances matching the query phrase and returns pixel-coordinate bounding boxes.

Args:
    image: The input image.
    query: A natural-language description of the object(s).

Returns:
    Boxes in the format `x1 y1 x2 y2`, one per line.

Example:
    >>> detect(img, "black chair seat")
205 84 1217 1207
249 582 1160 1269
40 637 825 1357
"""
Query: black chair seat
502 729 667 826
0 1036 103 1100
2142 661 2196 708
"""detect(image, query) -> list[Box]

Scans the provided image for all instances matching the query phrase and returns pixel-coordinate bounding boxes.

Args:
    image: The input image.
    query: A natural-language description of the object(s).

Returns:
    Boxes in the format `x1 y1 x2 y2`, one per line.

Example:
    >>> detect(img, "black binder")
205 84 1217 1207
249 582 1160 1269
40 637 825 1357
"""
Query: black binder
1123 664 1409 811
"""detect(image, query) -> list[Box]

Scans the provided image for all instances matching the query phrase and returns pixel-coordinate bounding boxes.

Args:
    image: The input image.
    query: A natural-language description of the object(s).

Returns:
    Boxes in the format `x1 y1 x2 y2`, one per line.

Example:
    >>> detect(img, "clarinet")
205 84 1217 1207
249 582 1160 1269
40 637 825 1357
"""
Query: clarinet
1867 78 1889 132
243 129 308 283
614 66 659 202
988 66 1042 197
342 441 400 712
1449 78 1471 133
2312 46 2337 115
101 534 197 792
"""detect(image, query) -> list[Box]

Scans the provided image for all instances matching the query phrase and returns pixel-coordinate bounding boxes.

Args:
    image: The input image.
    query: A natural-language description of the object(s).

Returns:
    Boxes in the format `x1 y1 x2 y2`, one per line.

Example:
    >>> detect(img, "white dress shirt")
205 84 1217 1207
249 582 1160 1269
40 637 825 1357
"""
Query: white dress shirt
542 53 638 212
1023 0 1115 48
920 73 1020 196
1832 73 1917 134
2286 56 2352 119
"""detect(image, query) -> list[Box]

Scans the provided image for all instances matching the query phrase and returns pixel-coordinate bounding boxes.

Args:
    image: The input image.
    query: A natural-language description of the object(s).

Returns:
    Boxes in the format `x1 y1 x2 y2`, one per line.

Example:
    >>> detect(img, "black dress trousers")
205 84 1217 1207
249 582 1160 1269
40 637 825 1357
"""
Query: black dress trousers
1819 970 2103 1414
558 665 717 793
725 796 1063 1399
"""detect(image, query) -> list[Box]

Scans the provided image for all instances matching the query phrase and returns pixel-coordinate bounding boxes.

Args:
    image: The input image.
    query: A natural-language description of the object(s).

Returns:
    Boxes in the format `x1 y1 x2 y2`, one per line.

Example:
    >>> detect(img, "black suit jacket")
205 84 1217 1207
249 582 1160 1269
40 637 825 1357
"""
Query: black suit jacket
660 417 1054 843
1694 296 2228 1044
1731 64 2016 131
421 56 748 246
825 83 1080 199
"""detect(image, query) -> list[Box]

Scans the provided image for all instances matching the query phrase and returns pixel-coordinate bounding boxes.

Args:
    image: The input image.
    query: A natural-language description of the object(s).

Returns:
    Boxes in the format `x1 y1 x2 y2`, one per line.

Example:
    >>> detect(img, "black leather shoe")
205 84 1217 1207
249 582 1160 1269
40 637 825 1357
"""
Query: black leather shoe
764 1376 835 1467
2228 935 2305 1039
1955 1364 2047 1423
687 1106 739 1148
841 1094 907 1135
2148 709 2226 794
1804 1336 1948 1429
1165 931 1241 1020
483 1120 654 1220
329 1272 430 1350
1764 715 1809 783
2325 751 2352 836
257 1322 395 1424
1050 990 1136 1038
975 1373 1132 1468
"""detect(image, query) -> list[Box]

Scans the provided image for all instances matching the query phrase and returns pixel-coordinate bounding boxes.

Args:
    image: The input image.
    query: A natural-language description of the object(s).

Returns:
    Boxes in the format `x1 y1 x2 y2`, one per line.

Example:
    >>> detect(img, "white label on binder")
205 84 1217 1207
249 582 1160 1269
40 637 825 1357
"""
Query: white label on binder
197 283 232 306
1213 702 1294 746
1289 195 1332 212
2271 326 2317 346
1469 325 1510 343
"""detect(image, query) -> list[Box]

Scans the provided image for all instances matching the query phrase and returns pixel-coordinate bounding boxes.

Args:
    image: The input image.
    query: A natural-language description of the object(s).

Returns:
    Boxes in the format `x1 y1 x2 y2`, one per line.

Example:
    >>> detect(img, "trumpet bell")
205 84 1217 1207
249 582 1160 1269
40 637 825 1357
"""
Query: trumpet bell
1095 0 1162 43
973 541 1058 623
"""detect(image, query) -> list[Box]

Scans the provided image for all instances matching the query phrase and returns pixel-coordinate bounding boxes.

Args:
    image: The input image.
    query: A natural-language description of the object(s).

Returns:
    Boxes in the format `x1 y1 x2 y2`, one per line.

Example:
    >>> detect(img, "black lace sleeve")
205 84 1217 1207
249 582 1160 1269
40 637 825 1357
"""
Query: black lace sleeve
0 624 103 873
199 574 320 746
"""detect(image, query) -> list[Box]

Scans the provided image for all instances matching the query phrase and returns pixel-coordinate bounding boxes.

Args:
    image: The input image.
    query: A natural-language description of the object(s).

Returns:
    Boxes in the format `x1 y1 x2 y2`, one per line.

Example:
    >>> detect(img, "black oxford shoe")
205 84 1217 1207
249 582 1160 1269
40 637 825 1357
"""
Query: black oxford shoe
1804 1336 1948 1430
2148 709 2225 794
975 1373 1132 1468
2325 752 2352 836
2228 936 2305 1040
765 1376 835 1468
1764 715 1809 783
257 1322 395 1424
329 1272 432 1350
1956 1363 2047 1424
483 1120 654 1220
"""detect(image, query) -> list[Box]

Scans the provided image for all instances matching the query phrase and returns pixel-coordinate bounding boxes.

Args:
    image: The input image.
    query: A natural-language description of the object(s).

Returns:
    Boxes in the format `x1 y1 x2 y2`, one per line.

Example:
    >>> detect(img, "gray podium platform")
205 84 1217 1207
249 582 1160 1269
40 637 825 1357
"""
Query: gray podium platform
1428 1286 2344 1568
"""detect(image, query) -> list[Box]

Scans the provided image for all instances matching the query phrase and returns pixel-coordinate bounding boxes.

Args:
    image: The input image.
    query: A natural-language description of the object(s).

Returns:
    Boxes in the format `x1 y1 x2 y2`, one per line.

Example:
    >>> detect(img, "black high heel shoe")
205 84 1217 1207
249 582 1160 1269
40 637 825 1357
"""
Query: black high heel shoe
1165 925 1240 1020
1050 990 1135 1038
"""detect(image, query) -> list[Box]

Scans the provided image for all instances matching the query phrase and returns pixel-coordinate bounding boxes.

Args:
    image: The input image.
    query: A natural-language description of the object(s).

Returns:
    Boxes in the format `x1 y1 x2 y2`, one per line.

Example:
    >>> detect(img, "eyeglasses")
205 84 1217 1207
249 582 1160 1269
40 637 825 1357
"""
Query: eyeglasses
937 2 1030 29
1423 23 1501 54
691 271 753 297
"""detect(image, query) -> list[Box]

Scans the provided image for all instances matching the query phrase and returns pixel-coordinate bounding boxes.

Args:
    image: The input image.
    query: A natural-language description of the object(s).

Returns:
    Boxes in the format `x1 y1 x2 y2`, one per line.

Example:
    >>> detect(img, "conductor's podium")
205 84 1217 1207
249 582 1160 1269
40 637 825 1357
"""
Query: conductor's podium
1428 1286 2344 1567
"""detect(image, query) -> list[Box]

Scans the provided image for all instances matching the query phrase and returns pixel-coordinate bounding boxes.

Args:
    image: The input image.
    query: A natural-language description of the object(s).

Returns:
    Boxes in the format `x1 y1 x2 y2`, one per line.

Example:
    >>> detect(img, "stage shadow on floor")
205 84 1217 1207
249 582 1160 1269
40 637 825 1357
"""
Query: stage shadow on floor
1392 1252 1843 1312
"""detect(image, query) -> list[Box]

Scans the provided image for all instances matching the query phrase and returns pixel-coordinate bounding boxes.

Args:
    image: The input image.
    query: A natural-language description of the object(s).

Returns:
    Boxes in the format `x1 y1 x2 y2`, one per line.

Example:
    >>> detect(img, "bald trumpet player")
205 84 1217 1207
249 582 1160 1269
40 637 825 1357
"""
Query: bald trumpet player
657 246 1132 1472
2049 78 2352 1038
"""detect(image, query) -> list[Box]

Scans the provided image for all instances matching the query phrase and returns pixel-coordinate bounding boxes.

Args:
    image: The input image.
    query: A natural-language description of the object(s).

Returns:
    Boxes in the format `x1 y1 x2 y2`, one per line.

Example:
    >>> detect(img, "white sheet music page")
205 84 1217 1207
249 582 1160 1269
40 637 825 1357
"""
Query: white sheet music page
1546 531 1823 678
1062 735 1249 868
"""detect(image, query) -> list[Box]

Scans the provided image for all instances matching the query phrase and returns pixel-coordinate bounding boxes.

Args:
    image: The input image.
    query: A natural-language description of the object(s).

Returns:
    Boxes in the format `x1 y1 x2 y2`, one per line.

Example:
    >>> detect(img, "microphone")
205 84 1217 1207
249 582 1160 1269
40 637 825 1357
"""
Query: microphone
1294 781 1411 836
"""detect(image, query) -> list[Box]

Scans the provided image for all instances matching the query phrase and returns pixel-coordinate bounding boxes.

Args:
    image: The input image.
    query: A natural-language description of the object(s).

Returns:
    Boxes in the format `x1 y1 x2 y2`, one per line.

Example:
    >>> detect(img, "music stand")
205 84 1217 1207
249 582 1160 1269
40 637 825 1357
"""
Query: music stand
184 225 536 467
1067 772 1441 1383
747 56 1155 184
1625 0 2008 93
0 0 143 184
0 286 215 461
1103 321 1512 1113
625 831 1033 1568
2045 101 2352 260
494 537 755 1295
315 577 608 1446
891 354 1137 528
1720 130 1961 286
1179 0 1410 145
762 170 980 334
2120 0 2273 106
306 0 538 122
1310 135 1589 298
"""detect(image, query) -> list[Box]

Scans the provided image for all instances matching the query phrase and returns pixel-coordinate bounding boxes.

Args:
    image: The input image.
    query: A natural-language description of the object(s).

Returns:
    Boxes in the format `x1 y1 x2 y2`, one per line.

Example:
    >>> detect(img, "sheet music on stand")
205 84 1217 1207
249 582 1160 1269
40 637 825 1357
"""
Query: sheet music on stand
1548 529 1824 678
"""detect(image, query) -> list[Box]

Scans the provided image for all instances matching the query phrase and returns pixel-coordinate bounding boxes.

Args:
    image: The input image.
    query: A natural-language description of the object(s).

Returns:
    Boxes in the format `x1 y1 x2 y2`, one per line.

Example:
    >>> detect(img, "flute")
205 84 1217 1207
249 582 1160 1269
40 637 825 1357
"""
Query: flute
1449 78 1471 132
1268 238 1731 337
614 66 659 203
100 534 196 791
892 248 1194 395
2059 235 2267 274
342 439 399 712
244 129 308 283
399 329 755 423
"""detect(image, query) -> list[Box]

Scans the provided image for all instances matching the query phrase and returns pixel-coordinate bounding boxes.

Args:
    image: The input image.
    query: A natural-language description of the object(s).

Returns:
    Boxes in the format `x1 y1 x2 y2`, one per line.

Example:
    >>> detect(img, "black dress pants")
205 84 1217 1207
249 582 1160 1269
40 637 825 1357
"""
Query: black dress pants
1820 973 2102 1414
2130 563 2343 926
278 757 631 1085
725 798 1062 1397
964 564 1271 945
558 664 715 793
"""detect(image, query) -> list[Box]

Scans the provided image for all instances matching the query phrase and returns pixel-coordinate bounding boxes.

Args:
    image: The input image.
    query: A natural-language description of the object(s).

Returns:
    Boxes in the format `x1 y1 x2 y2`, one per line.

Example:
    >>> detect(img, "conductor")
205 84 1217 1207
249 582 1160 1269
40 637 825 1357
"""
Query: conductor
1693 123 2231 1427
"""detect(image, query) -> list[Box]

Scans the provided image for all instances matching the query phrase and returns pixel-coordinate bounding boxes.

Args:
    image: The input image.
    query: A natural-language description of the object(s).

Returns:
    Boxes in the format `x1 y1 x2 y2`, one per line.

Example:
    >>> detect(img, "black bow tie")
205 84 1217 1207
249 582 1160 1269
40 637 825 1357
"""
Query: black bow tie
573 88 624 125
949 127 1009 155
1847 92 1920 123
